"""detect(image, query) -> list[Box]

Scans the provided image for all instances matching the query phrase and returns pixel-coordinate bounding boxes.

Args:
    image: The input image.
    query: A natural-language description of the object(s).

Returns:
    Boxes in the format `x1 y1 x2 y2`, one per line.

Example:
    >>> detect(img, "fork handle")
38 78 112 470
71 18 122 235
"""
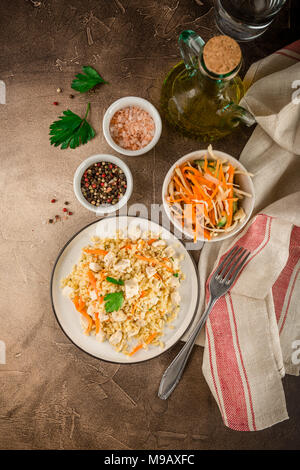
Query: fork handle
158 297 216 400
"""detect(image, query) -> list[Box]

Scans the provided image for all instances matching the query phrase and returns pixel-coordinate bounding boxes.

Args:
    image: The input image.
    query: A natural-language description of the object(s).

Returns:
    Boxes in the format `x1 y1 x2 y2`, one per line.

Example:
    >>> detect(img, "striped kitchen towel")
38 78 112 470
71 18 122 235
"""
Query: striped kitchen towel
202 199 300 431
196 41 300 430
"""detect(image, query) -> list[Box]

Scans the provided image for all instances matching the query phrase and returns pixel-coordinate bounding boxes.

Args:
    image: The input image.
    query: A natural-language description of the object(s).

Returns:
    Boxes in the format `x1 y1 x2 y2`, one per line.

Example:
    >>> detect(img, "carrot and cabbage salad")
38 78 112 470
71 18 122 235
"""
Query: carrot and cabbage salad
166 145 253 241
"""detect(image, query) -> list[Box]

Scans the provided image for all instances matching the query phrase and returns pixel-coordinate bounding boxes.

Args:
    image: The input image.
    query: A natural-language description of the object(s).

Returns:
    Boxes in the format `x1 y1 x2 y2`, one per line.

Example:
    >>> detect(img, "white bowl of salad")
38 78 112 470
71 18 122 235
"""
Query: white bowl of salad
162 146 255 243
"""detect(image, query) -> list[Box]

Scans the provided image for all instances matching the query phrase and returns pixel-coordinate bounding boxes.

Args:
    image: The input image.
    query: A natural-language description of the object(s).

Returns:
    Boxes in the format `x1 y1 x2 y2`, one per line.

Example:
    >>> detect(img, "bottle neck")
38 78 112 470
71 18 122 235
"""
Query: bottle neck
200 73 228 95
198 57 240 94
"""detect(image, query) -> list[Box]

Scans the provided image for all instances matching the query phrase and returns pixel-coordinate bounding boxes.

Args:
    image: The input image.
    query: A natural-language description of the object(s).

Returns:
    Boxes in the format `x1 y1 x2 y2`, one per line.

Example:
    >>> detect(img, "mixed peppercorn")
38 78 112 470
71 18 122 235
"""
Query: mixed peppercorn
81 162 127 206
47 199 73 224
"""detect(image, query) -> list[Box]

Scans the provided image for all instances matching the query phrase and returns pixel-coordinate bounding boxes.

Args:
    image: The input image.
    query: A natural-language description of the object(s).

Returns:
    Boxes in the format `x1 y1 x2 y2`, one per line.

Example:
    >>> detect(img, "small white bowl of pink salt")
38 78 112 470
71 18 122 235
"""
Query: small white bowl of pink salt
102 96 162 156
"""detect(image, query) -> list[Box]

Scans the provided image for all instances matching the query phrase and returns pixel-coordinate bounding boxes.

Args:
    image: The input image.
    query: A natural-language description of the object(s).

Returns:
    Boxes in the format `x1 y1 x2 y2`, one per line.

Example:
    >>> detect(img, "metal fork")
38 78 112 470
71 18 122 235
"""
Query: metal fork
158 245 251 400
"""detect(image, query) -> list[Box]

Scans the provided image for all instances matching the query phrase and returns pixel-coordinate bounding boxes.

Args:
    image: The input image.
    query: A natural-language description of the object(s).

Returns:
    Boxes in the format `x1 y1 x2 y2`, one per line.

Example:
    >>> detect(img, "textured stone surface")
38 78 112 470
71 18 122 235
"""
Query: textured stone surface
0 0 299 450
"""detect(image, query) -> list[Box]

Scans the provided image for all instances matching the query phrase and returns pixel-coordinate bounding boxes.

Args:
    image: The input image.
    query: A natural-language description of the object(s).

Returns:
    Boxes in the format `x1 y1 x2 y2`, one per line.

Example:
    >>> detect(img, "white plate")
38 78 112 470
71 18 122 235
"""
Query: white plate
51 216 199 364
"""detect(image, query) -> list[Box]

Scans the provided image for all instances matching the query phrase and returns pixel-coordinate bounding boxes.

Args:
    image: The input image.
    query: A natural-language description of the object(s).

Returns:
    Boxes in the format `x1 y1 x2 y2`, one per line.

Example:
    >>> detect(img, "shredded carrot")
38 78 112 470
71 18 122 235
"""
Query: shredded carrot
182 167 215 189
120 244 132 250
72 296 93 334
215 159 220 178
182 171 196 196
173 180 191 204
84 316 93 334
129 332 159 356
158 262 173 273
79 298 85 311
147 238 158 245
83 248 108 255
88 271 104 303
225 165 235 228
129 343 143 356
173 175 193 198
218 165 227 188
131 301 138 316
88 271 97 289
210 184 220 199
204 168 216 178
140 289 151 298
146 332 158 345
188 174 210 200
135 254 174 273
203 228 211 240
135 254 153 263
181 166 201 177
218 164 223 181
73 295 80 310
130 287 151 316
94 312 100 334
168 197 185 203
209 208 216 225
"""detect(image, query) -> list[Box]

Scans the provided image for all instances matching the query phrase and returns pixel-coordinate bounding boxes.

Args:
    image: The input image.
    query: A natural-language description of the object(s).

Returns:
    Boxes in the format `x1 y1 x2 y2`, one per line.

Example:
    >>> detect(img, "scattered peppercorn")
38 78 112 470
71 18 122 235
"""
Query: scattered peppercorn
63 208 68 212
53 101 59 106
69 94 74 99
51 198 56 203
68 211 73 216
64 201 69 205
55 215 61 220
48 219 53 224
80 162 127 207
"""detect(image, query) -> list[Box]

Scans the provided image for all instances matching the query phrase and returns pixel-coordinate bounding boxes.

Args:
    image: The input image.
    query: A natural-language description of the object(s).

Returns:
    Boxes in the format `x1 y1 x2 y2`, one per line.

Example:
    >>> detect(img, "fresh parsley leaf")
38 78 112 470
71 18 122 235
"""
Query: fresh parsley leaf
71 66 107 93
49 103 95 149
104 292 124 313
173 273 179 277
106 276 124 286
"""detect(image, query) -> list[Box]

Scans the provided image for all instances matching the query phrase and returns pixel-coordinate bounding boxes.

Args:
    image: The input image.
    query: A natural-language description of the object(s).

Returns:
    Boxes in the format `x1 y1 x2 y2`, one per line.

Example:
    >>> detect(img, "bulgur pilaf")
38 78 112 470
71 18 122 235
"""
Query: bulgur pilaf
61 227 184 356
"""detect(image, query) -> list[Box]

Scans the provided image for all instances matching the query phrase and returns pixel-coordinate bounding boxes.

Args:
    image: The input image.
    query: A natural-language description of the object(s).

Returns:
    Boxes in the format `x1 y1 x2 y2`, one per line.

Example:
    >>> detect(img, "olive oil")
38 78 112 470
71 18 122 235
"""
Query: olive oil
160 31 255 142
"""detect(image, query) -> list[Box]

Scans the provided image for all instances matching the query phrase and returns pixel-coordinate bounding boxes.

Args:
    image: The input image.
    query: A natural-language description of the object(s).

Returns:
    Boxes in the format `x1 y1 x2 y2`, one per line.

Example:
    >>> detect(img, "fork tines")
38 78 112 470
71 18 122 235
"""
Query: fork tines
215 246 251 285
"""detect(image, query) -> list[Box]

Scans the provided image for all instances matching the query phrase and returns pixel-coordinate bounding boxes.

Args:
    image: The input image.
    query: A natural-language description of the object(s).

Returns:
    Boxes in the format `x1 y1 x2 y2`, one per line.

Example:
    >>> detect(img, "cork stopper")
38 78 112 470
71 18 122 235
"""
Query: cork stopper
203 35 241 75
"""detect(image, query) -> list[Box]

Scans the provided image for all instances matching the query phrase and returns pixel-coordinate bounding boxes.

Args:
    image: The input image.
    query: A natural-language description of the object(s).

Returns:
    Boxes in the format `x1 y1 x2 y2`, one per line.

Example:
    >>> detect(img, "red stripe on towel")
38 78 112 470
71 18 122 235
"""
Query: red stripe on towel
235 214 269 253
279 267 300 335
230 215 272 289
228 292 257 431
272 226 300 327
209 295 250 430
206 214 271 430
284 40 300 54
205 215 268 300
275 51 300 62
206 327 225 422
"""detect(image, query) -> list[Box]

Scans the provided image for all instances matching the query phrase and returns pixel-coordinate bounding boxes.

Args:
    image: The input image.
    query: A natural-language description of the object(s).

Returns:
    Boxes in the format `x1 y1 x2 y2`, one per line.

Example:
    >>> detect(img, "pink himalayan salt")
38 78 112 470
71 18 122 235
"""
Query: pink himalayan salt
109 105 155 151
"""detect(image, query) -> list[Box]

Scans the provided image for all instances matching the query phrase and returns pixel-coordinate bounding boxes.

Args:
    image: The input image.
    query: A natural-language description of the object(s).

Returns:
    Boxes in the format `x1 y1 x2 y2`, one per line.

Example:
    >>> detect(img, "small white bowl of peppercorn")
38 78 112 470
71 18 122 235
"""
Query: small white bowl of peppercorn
73 154 133 214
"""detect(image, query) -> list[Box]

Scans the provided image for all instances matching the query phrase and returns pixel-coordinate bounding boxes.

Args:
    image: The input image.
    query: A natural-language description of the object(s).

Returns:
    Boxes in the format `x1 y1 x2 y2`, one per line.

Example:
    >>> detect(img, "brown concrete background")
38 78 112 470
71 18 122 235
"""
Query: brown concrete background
0 0 299 450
